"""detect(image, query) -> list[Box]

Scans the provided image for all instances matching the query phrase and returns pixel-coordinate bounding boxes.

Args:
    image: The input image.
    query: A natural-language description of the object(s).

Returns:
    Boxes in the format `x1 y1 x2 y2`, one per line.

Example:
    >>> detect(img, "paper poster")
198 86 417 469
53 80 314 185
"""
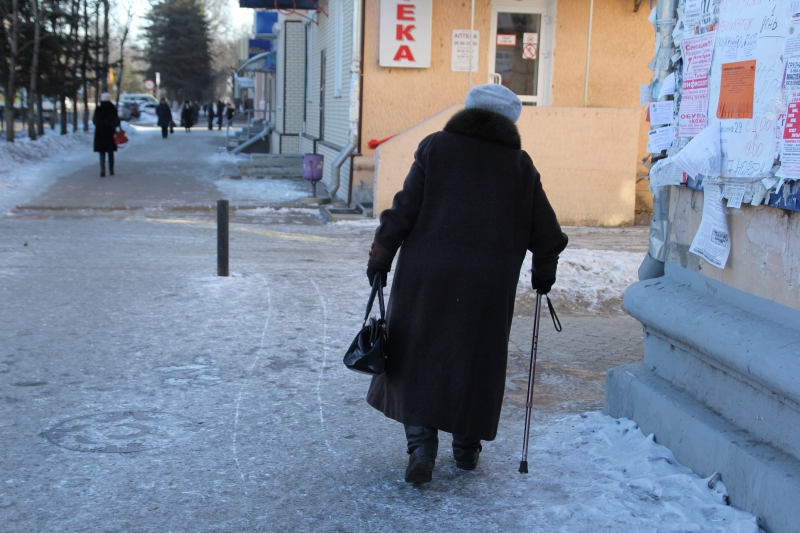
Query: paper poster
649 157 686 188
673 122 721 177
724 183 746 207
716 60 756 119
680 78 712 137
689 184 731 269
496 34 516 46
658 72 677 99
683 32 716 79
777 99 800 179
649 101 675 125
706 0 787 177
648 126 675 153
640 84 653 106
451 30 479 72
523 33 538 45
679 32 716 137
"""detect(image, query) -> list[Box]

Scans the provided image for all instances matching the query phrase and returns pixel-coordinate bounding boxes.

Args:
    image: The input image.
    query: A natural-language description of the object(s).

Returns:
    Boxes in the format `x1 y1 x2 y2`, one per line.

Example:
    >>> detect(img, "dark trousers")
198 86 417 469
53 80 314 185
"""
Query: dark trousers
404 425 480 455
99 152 114 174
161 126 168 138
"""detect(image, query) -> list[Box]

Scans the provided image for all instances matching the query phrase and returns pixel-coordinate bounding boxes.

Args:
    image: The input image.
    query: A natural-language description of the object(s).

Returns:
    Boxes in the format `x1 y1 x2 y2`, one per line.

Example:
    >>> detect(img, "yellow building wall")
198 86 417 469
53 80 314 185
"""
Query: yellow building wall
361 0 491 155
375 104 640 226
362 0 653 161
551 0 653 164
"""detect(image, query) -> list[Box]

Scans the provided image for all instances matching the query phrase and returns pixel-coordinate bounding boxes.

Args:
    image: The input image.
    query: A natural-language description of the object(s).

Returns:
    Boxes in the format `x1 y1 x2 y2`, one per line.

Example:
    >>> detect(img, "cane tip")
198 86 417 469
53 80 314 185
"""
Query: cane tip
519 461 528 474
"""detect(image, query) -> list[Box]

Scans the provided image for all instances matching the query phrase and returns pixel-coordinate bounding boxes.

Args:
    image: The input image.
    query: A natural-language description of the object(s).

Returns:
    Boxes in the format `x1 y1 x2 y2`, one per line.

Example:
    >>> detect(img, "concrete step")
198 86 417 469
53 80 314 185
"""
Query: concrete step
235 165 301 177
319 204 369 222
250 154 304 167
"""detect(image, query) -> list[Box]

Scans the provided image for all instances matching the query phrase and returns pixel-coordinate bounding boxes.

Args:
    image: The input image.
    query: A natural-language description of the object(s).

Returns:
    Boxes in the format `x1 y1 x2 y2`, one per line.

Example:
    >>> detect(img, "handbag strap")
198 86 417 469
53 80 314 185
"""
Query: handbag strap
363 276 386 326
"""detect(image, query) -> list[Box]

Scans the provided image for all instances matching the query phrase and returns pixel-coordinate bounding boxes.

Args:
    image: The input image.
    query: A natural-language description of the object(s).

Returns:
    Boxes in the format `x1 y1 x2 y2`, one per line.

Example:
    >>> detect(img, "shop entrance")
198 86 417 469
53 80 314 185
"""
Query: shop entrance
488 1 553 106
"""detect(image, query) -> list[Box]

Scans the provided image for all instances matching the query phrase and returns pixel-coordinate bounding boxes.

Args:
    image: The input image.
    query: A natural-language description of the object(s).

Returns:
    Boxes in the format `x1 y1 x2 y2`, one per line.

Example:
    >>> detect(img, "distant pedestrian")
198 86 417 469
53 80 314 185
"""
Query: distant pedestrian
364 84 568 484
225 102 234 122
181 101 194 133
207 101 215 130
156 98 172 139
202 103 207 116
192 101 200 124
92 92 121 177
217 100 224 130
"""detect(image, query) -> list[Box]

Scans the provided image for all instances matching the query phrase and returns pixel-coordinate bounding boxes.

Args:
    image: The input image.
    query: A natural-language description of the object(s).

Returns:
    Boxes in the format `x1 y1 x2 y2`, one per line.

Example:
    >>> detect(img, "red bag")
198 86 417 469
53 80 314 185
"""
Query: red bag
114 129 128 148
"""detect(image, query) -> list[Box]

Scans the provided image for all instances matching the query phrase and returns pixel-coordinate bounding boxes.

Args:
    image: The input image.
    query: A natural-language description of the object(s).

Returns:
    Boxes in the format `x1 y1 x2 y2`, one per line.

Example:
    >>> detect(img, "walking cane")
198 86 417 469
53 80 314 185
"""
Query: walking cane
519 291 561 474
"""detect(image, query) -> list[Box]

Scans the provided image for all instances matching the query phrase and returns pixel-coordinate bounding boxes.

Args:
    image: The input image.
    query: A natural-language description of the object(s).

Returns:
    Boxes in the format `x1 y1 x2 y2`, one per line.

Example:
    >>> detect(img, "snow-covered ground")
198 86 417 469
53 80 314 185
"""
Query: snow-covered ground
0 122 139 214
517 412 758 532
519 248 641 314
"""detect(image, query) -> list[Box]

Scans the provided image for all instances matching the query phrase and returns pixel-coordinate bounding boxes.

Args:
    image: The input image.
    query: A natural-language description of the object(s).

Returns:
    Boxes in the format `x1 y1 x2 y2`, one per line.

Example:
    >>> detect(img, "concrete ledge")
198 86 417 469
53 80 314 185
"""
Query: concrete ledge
624 265 800 430
606 363 800 533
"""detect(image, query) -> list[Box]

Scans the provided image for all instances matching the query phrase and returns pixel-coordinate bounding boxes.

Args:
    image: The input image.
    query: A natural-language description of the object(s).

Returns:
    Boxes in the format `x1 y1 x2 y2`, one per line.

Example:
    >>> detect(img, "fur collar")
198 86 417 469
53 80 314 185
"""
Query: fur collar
443 107 521 150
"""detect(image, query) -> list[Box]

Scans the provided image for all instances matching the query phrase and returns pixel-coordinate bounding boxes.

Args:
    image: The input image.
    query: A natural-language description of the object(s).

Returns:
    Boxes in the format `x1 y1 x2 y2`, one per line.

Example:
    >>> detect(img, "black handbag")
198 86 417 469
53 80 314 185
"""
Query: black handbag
343 276 387 375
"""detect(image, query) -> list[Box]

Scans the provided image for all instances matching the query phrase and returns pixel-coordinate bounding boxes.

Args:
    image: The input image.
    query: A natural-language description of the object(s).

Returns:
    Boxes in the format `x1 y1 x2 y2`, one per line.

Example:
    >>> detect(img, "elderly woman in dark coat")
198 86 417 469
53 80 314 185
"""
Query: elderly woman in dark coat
366 84 568 484
92 92 121 177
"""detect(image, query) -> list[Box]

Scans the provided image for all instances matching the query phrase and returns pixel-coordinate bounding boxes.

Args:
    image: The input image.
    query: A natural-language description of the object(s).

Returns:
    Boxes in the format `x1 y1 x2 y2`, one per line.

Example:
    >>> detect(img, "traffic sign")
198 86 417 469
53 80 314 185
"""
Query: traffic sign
144 80 155 90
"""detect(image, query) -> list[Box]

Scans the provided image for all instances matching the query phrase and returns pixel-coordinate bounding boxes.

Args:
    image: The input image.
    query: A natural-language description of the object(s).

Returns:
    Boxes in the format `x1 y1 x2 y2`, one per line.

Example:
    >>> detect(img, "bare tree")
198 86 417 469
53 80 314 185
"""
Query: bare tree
113 1 133 105
4 0 20 142
27 0 41 140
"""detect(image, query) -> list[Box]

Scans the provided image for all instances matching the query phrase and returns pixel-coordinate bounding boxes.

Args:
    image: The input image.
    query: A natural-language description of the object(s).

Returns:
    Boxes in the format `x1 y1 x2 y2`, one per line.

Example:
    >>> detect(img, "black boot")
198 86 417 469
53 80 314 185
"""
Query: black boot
108 152 115 176
404 425 438 484
452 434 482 470
99 153 106 177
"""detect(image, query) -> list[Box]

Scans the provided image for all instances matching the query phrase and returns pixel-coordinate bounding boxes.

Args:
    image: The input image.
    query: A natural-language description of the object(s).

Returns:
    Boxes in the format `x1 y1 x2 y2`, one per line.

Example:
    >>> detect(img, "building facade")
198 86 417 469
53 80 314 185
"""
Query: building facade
257 0 654 223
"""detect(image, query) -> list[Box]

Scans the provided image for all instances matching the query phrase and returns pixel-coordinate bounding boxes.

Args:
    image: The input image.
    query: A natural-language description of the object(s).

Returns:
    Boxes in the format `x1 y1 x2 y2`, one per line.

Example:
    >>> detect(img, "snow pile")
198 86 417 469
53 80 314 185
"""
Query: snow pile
518 248 641 314
523 413 758 532
214 178 311 204
0 130 93 170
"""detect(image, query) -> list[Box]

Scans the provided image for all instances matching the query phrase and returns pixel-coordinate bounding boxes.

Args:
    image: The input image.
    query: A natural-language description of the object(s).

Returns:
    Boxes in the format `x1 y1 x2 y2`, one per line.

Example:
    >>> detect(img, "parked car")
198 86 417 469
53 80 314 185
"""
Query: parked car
139 102 158 115
119 100 140 118
116 102 132 121
121 93 158 106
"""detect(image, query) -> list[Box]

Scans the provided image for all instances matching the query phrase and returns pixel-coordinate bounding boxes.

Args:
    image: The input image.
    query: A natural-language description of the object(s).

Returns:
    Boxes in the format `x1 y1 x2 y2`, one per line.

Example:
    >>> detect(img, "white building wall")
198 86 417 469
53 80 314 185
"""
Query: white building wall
272 17 306 154
302 0 355 202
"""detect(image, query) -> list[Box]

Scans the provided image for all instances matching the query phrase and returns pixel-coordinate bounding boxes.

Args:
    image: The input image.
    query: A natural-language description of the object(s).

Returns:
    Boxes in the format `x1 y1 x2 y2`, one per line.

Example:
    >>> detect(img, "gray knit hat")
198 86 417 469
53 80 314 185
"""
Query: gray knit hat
465 84 522 123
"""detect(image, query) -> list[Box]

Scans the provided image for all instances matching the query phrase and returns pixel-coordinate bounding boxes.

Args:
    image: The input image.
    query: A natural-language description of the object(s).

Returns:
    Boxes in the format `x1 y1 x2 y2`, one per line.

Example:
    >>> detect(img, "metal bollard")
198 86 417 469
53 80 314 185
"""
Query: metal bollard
217 200 229 276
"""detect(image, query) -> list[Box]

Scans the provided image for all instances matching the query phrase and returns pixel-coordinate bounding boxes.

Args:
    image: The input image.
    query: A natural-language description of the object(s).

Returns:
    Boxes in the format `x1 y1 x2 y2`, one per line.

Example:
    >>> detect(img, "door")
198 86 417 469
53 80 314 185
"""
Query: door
489 2 553 106
319 50 326 139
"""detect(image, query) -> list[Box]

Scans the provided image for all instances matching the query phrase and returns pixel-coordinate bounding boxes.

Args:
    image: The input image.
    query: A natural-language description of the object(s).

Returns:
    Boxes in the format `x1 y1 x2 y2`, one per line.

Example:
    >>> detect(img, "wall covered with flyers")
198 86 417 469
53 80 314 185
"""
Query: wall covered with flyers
645 0 800 207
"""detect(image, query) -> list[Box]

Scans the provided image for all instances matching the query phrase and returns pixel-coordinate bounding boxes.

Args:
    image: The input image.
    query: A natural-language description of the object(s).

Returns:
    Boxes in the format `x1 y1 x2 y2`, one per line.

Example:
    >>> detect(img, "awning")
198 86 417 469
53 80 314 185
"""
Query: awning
239 0 319 8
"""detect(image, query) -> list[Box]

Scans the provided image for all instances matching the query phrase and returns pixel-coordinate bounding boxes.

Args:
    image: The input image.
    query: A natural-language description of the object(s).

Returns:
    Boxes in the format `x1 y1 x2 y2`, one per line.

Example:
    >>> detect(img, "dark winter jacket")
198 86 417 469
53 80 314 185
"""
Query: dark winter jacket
216 102 225 124
366 107 569 441
180 105 194 127
92 101 120 153
156 103 172 127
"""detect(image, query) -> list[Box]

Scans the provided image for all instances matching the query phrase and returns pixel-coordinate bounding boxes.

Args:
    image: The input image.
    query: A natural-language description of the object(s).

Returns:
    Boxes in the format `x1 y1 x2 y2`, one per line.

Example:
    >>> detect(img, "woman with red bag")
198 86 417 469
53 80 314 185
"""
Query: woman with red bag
92 92 121 177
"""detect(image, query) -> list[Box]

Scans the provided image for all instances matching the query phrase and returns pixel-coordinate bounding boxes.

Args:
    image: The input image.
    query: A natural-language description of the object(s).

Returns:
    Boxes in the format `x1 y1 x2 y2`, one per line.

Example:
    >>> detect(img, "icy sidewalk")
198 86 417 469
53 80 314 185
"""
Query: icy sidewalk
512 413 758 532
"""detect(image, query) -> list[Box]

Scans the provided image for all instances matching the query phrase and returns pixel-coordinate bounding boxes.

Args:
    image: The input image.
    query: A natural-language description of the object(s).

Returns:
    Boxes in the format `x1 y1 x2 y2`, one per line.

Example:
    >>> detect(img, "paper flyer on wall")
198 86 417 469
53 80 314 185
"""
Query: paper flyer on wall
777 17 800 180
649 101 675 125
673 122 721 177
648 126 675 153
689 184 730 269
706 0 787 178
679 32 715 137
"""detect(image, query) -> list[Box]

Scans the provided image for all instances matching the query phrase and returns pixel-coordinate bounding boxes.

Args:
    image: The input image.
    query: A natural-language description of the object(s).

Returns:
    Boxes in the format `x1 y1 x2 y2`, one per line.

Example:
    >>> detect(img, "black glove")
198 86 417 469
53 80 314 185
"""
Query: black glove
531 274 555 295
367 266 388 287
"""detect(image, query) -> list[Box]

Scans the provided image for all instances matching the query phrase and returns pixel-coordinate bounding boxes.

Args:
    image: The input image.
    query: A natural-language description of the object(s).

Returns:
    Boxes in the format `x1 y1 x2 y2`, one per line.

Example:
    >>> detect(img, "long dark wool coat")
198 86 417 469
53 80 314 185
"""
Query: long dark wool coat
366 107 569 441
92 101 120 153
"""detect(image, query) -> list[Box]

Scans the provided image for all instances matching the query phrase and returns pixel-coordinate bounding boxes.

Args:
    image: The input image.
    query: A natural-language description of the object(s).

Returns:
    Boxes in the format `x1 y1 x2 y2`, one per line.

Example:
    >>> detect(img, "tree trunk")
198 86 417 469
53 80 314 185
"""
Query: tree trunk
82 0 89 131
60 95 67 135
5 0 19 142
72 97 78 132
27 0 41 141
37 93 44 136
